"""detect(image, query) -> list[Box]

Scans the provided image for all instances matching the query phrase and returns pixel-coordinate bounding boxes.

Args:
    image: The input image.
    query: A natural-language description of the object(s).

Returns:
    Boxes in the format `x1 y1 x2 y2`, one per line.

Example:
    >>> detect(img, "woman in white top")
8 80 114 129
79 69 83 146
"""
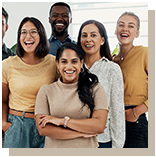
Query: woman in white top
77 20 125 148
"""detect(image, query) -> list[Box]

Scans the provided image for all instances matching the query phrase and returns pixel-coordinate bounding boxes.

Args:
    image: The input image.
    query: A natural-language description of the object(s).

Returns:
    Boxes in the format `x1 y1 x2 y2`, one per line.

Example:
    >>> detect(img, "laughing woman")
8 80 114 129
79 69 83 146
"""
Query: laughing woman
35 43 108 148
113 12 148 148
2 17 59 148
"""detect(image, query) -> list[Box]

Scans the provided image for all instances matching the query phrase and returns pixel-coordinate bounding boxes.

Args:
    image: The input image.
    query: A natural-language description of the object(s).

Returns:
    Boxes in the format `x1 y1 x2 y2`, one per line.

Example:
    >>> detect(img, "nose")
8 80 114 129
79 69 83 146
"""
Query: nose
123 25 128 31
86 35 92 42
66 62 73 69
25 31 32 38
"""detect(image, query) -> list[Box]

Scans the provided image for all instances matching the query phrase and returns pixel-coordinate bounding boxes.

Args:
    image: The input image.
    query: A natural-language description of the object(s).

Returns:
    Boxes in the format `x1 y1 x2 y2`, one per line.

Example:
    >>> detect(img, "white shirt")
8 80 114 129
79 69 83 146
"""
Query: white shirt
85 57 125 148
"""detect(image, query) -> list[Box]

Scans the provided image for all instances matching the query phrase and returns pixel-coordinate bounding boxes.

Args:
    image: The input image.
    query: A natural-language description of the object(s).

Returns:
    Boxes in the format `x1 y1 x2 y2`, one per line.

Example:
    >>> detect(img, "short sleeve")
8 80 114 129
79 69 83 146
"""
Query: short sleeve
92 83 108 111
35 85 50 115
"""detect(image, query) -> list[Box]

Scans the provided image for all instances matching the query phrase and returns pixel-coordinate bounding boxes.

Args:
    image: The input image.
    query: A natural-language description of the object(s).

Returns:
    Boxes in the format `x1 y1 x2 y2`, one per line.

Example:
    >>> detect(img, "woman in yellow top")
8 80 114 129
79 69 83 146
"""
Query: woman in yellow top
2 17 59 148
112 12 148 148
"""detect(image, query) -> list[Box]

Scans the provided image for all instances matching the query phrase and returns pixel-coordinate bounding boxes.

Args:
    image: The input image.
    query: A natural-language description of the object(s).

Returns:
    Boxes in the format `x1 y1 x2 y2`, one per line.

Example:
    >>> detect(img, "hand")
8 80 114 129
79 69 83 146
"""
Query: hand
38 115 63 128
83 134 97 138
125 109 138 122
2 121 12 132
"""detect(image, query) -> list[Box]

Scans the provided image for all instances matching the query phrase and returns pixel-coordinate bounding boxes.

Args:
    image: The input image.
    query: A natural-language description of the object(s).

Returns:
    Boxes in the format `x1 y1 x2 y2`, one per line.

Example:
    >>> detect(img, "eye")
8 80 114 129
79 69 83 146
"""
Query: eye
52 14 58 18
61 60 67 64
91 34 97 37
81 34 87 38
129 25 134 28
72 60 78 64
21 31 27 35
62 14 69 18
119 24 124 27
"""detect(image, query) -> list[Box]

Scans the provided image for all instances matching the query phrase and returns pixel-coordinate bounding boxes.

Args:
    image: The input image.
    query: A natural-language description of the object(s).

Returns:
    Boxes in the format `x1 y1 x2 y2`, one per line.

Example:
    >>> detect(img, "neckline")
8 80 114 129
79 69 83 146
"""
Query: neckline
17 55 46 67
120 46 135 66
58 78 78 89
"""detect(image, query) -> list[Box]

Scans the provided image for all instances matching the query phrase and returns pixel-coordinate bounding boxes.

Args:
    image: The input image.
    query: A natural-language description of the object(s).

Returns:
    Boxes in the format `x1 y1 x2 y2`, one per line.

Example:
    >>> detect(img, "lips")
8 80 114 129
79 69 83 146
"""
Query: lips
24 41 34 46
120 33 129 38
56 23 64 26
85 44 94 48
65 70 75 74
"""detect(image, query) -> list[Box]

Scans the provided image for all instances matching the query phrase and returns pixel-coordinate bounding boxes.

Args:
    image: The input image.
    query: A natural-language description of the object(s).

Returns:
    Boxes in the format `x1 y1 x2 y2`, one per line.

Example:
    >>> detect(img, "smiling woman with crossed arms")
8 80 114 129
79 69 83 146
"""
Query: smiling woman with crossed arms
35 43 108 148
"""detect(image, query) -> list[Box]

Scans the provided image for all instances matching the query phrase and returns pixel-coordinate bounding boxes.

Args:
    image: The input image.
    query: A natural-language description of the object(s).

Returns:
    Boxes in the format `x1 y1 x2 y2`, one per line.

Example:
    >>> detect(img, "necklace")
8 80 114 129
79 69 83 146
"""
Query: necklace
119 46 134 61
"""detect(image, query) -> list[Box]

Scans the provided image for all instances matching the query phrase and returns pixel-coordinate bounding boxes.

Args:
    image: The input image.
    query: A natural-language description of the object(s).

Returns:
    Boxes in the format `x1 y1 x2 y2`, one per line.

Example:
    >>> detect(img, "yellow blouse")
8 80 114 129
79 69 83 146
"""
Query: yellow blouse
120 46 148 107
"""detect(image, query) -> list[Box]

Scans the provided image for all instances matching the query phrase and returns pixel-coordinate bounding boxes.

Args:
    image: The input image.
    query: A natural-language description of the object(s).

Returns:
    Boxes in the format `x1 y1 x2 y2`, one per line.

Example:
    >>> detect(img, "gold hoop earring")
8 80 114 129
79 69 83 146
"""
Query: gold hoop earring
81 68 84 73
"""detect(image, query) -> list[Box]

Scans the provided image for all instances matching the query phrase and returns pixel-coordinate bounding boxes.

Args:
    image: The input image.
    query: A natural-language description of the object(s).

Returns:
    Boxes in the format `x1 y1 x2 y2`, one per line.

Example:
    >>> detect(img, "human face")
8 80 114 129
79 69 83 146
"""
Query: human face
49 6 71 36
56 49 83 84
2 14 8 40
20 21 40 54
115 15 139 46
80 24 104 57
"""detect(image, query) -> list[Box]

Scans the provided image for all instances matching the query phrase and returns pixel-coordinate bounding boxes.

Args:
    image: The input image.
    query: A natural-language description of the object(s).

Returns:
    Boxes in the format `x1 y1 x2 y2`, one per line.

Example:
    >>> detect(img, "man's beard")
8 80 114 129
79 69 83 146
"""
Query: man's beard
53 28 66 36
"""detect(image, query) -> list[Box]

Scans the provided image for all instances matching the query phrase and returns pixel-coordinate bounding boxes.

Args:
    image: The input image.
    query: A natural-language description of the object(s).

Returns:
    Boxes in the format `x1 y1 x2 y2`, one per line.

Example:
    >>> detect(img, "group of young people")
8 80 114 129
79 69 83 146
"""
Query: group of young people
2 2 148 148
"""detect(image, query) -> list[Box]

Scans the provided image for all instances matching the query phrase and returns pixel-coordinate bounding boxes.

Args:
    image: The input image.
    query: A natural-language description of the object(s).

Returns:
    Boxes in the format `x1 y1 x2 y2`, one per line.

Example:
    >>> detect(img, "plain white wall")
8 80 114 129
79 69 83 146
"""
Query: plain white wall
2 1 148 51
2 2 53 48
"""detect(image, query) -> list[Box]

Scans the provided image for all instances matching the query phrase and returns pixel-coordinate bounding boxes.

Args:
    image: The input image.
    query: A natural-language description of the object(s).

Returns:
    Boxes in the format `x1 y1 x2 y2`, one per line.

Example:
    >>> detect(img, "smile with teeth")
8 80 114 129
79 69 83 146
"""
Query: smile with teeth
25 41 34 45
85 45 94 48
65 70 75 74
121 34 129 37
56 23 64 26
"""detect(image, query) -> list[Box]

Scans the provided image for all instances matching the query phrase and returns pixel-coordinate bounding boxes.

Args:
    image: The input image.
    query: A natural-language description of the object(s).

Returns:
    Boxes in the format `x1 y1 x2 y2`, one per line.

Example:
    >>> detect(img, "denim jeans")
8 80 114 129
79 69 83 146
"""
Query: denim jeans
98 141 112 148
4 113 45 148
124 106 148 148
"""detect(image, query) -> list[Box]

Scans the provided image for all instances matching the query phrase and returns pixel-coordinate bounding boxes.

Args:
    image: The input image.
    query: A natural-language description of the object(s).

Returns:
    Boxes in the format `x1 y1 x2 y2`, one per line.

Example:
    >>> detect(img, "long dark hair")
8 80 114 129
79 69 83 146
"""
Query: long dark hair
77 20 112 61
16 17 49 58
56 43 99 117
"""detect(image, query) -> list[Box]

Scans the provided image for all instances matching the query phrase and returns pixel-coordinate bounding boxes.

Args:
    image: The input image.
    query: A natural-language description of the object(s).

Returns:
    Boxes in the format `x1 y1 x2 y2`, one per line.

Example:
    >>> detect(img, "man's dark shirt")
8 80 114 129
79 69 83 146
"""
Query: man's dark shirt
2 43 15 61
48 34 76 56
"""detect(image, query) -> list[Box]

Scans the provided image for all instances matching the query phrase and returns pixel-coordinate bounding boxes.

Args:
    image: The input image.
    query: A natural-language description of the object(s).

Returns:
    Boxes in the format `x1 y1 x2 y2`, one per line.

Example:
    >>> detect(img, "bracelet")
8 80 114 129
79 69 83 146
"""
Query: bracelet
64 116 70 127
132 108 138 119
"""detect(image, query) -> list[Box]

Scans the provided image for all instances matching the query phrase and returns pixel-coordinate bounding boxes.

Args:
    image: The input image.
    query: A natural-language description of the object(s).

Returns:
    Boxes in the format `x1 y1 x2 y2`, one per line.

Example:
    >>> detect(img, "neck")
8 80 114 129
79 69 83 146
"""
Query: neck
119 43 134 56
85 53 101 69
21 53 44 65
52 32 68 43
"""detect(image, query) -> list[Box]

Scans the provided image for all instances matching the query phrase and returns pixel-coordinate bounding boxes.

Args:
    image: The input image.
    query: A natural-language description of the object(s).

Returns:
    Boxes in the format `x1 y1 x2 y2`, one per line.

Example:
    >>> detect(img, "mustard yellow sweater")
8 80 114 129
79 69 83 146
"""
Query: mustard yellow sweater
120 46 148 107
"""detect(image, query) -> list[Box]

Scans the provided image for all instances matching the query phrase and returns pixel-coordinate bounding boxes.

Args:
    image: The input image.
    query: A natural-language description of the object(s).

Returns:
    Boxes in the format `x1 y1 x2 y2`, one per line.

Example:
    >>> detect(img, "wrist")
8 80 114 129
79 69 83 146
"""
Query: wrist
64 116 70 127
132 108 138 119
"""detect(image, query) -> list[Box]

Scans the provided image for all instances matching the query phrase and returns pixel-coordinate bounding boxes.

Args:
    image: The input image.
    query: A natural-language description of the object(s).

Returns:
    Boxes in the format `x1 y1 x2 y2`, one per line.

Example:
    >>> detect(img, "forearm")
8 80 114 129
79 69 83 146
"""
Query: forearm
134 103 148 117
37 123 88 140
2 102 9 130
65 110 108 134
2 102 9 121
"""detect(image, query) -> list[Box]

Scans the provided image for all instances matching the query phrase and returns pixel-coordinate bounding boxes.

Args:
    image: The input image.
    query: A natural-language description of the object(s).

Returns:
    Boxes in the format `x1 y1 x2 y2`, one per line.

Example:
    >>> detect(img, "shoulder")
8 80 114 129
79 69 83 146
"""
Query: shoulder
2 55 18 65
134 46 148 54
103 58 122 73
45 54 56 65
92 82 105 93
46 54 56 60
40 81 58 92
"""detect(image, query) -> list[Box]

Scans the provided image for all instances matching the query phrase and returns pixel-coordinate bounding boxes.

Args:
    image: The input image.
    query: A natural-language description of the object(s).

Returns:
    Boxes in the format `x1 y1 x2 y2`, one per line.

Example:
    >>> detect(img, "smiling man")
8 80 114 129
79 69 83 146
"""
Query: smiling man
48 2 76 56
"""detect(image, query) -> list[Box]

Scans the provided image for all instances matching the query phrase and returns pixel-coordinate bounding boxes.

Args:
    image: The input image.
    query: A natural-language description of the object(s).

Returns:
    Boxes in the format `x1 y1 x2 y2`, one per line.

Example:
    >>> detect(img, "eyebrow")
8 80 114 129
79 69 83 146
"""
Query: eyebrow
118 21 136 25
82 31 97 34
60 58 79 61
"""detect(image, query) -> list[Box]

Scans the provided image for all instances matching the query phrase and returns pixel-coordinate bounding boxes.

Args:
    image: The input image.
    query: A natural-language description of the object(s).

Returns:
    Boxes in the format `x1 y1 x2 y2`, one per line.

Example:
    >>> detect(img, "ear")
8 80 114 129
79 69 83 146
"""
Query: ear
5 24 8 32
69 17 72 24
81 59 84 68
114 29 117 35
101 37 105 45
49 17 51 24
56 60 59 68
135 30 140 38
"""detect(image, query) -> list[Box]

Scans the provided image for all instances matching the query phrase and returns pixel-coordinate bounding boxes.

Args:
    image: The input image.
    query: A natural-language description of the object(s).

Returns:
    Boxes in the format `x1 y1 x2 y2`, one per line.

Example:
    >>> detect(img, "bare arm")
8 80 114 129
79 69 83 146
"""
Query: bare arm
35 115 97 139
39 109 108 134
2 82 11 132
125 103 148 122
